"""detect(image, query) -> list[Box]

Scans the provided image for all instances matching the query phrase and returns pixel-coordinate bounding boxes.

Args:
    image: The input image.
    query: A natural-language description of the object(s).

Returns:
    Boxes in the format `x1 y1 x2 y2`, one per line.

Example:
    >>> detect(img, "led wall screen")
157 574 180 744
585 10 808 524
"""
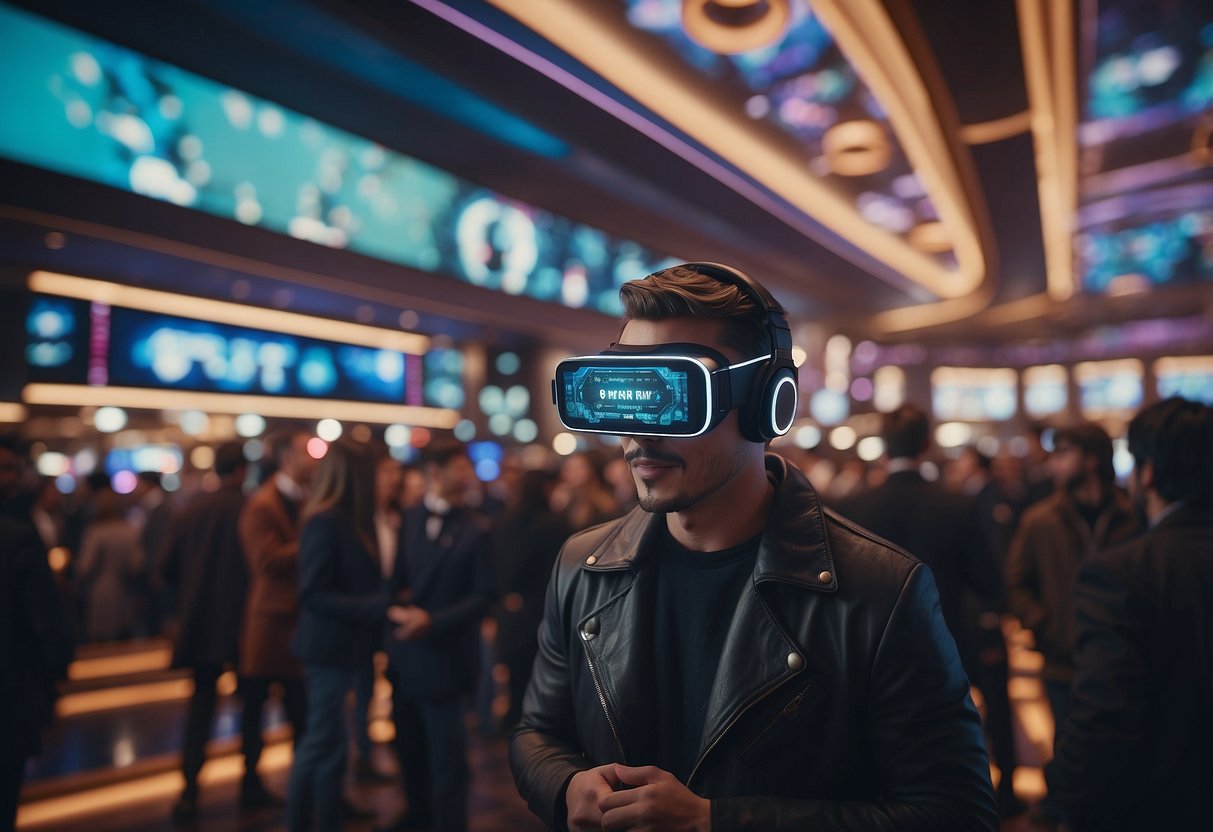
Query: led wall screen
25 293 441 407
0 3 676 316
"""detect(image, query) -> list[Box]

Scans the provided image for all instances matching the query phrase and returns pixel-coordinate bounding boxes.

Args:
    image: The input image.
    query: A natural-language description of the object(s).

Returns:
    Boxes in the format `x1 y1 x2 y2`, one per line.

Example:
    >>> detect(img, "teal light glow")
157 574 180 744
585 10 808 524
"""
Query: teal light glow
0 2 676 315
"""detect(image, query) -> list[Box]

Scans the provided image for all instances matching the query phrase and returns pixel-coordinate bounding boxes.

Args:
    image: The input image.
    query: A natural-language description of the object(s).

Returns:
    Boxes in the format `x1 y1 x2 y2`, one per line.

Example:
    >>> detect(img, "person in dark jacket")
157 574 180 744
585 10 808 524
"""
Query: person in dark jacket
492 468 571 732
286 438 398 831
162 442 251 822
1004 421 1138 822
0 436 74 828
378 439 495 832
510 263 997 832
835 405 1021 816
1051 397 1213 831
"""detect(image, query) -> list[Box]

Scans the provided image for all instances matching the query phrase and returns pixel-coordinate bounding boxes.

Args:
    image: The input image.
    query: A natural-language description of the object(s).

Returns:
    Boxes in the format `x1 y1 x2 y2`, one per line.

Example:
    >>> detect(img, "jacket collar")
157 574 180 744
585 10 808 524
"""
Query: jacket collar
581 453 838 593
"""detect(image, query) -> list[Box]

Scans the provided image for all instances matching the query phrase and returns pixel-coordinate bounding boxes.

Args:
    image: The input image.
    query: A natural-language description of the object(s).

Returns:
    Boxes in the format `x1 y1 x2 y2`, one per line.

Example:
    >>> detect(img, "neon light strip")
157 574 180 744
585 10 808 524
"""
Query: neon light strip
22 384 460 427
28 270 430 355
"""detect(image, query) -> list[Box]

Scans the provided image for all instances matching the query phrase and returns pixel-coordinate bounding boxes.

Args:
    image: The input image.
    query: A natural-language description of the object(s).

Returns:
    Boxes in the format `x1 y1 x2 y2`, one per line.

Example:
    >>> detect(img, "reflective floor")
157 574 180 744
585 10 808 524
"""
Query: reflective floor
18 621 1057 831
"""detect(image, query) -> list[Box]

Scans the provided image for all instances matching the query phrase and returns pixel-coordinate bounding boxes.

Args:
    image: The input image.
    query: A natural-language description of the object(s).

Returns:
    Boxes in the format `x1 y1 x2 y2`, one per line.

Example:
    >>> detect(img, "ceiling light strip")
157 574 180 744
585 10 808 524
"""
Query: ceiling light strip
1017 0 1077 300
28 270 430 354
22 384 460 428
415 0 920 296
958 110 1033 145
478 0 984 300
809 0 986 297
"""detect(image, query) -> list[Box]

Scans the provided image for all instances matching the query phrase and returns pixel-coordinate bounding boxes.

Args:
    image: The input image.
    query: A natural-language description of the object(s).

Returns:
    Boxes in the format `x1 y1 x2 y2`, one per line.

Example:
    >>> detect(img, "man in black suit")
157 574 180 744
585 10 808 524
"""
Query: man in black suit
1051 397 1213 831
160 442 250 822
379 440 495 832
0 433 74 829
834 404 1019 815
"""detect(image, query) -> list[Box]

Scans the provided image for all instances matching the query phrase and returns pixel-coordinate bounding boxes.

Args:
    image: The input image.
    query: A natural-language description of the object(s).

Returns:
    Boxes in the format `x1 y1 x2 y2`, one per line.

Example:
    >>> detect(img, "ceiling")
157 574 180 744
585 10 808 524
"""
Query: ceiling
1 0 1210 354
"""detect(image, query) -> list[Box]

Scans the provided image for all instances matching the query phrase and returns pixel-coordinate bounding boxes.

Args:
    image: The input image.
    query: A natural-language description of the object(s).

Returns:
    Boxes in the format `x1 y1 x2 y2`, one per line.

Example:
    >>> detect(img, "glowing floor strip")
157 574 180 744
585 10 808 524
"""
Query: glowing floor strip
16 743 292 827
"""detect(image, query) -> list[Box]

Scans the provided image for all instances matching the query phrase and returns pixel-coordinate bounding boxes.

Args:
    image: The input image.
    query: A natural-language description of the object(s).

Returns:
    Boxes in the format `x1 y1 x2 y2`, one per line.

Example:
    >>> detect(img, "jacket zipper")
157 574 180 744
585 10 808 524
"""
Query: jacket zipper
686 673 796 790
584 644 627 762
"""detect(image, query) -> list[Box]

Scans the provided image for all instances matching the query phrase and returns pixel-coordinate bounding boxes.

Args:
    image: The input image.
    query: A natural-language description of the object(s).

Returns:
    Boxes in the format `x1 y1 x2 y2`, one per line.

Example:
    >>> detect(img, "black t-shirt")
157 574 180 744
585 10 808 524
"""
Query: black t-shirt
652 525 760 782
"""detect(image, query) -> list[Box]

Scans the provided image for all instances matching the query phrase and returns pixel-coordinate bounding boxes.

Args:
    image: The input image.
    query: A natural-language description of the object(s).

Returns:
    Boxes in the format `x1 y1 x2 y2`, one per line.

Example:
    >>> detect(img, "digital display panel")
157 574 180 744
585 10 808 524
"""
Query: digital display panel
1155 356 1213 404
555 357 709 435
930 367 1018 422
24 293 432 407
0 3 676 316
1075 359 1144 417
1023 364 1069 418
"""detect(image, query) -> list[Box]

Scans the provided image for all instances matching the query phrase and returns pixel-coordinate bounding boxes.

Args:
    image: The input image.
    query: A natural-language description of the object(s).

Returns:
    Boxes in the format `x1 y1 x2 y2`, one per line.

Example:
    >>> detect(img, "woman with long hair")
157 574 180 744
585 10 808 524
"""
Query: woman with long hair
286 439 398 831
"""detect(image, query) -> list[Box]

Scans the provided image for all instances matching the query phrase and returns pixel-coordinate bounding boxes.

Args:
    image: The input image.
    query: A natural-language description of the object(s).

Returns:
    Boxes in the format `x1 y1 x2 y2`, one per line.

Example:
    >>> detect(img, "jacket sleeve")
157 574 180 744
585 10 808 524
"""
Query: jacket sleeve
711 564 998 832
425 524 496 637
240 499 298 578
509 547 589 832
1005 515 1048 634
296 513 390 623
1050 553 1147 830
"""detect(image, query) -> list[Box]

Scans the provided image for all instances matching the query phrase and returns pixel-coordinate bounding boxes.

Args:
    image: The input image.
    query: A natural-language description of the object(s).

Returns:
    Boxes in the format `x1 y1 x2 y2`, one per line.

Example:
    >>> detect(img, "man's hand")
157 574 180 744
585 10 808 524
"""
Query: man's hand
599 765 710 832
387 604 432 641
565 764 617 832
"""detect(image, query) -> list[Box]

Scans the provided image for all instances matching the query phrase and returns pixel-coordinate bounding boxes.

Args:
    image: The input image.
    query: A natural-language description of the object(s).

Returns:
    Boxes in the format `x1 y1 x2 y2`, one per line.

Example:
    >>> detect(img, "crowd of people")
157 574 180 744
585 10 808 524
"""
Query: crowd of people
1 376 1210 830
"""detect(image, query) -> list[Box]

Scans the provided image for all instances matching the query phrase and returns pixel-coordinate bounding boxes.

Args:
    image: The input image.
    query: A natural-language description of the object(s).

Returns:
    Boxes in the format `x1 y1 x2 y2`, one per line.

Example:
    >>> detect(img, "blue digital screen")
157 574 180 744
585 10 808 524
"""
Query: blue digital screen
559 363 694 430
105 307 417 403
1079 373 1143 415
1157 370 1213 404
0 2 677 316
24 296 91 383
24 293 433 407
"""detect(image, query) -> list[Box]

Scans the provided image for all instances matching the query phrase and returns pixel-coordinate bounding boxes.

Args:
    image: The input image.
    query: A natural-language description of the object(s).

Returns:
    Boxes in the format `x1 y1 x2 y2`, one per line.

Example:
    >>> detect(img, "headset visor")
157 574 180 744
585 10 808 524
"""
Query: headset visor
552 344 768 437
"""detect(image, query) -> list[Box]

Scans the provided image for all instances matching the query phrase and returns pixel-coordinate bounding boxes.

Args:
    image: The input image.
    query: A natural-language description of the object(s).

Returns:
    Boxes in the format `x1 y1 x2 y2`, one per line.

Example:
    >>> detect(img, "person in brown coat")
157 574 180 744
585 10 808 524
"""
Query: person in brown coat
1005 422 1139 822
237 429 316 808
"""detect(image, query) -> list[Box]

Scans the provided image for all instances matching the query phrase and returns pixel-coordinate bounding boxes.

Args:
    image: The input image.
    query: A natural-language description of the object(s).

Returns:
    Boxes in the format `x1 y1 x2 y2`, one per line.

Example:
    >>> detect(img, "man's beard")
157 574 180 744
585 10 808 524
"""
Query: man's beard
631 444 749 514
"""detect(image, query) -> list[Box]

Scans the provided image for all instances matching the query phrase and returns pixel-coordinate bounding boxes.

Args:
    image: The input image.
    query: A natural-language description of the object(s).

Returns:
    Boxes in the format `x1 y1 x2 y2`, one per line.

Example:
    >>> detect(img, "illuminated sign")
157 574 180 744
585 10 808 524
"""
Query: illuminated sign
0 3 676 315
25 294 431 407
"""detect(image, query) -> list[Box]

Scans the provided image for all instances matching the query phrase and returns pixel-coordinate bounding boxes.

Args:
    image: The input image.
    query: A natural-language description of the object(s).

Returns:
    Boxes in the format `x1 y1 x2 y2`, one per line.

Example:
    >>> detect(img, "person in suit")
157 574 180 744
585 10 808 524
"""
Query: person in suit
237 429 315 808
834 404 1019 816
162 442 251 822
1005 421 1139 823
286 438 400 831
378 440 495 832
0 510 74 829
1050 397 1213 830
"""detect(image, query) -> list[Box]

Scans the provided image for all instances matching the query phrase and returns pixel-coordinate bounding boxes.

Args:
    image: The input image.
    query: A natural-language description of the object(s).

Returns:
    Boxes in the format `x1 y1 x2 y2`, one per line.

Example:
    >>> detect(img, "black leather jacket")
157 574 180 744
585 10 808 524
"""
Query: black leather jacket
510 455 997 831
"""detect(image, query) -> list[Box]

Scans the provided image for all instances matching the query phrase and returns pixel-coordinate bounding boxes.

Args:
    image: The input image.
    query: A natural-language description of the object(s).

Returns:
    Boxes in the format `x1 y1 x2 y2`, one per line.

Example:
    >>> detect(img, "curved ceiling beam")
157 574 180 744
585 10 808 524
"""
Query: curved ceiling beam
479 0 993 303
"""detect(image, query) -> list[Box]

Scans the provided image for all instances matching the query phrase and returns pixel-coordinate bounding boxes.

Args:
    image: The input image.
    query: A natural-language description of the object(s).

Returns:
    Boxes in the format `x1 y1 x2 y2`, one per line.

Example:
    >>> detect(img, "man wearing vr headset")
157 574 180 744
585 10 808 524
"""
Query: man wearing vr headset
511 263 997 831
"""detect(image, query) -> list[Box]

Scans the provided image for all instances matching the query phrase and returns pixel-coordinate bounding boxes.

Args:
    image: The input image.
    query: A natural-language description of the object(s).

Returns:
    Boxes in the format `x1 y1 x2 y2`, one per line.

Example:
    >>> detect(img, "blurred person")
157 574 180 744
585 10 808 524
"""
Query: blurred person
602 455 638 514
1050 397 1213 830
0 514 73 830
952 446 1024 567
287 439 399 831
551 449 619 531
160 443 251 822
0 434 34 528
1005 421 1139 823
76 489 143 642
351 452 404 784
129 471 175 636
511 263 996 832
492 468 570 732
237 429 316 809
400 462 426 510
824 454 868 501
1023 424 1054 506
30 476 66 552
835 407 1020 816
379 440 495 832
62 470 112 564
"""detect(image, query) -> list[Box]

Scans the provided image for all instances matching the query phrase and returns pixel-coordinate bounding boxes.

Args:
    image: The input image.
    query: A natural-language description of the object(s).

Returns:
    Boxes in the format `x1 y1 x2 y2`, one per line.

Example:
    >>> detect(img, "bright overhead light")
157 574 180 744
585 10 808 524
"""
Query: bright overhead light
94 406 127 433
681 0 791 55
821 120 891 177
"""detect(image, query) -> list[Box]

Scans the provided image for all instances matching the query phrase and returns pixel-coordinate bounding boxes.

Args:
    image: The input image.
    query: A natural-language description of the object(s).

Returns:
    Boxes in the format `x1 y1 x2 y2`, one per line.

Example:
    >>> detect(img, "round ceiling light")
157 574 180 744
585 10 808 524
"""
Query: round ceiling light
907 220 953 253
681 0 791 55
821 120 892 177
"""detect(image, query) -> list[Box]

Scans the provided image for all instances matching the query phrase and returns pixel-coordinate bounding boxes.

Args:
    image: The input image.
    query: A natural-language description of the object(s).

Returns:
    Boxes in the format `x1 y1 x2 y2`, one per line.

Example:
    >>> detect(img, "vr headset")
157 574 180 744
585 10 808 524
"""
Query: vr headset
551 263 799 441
